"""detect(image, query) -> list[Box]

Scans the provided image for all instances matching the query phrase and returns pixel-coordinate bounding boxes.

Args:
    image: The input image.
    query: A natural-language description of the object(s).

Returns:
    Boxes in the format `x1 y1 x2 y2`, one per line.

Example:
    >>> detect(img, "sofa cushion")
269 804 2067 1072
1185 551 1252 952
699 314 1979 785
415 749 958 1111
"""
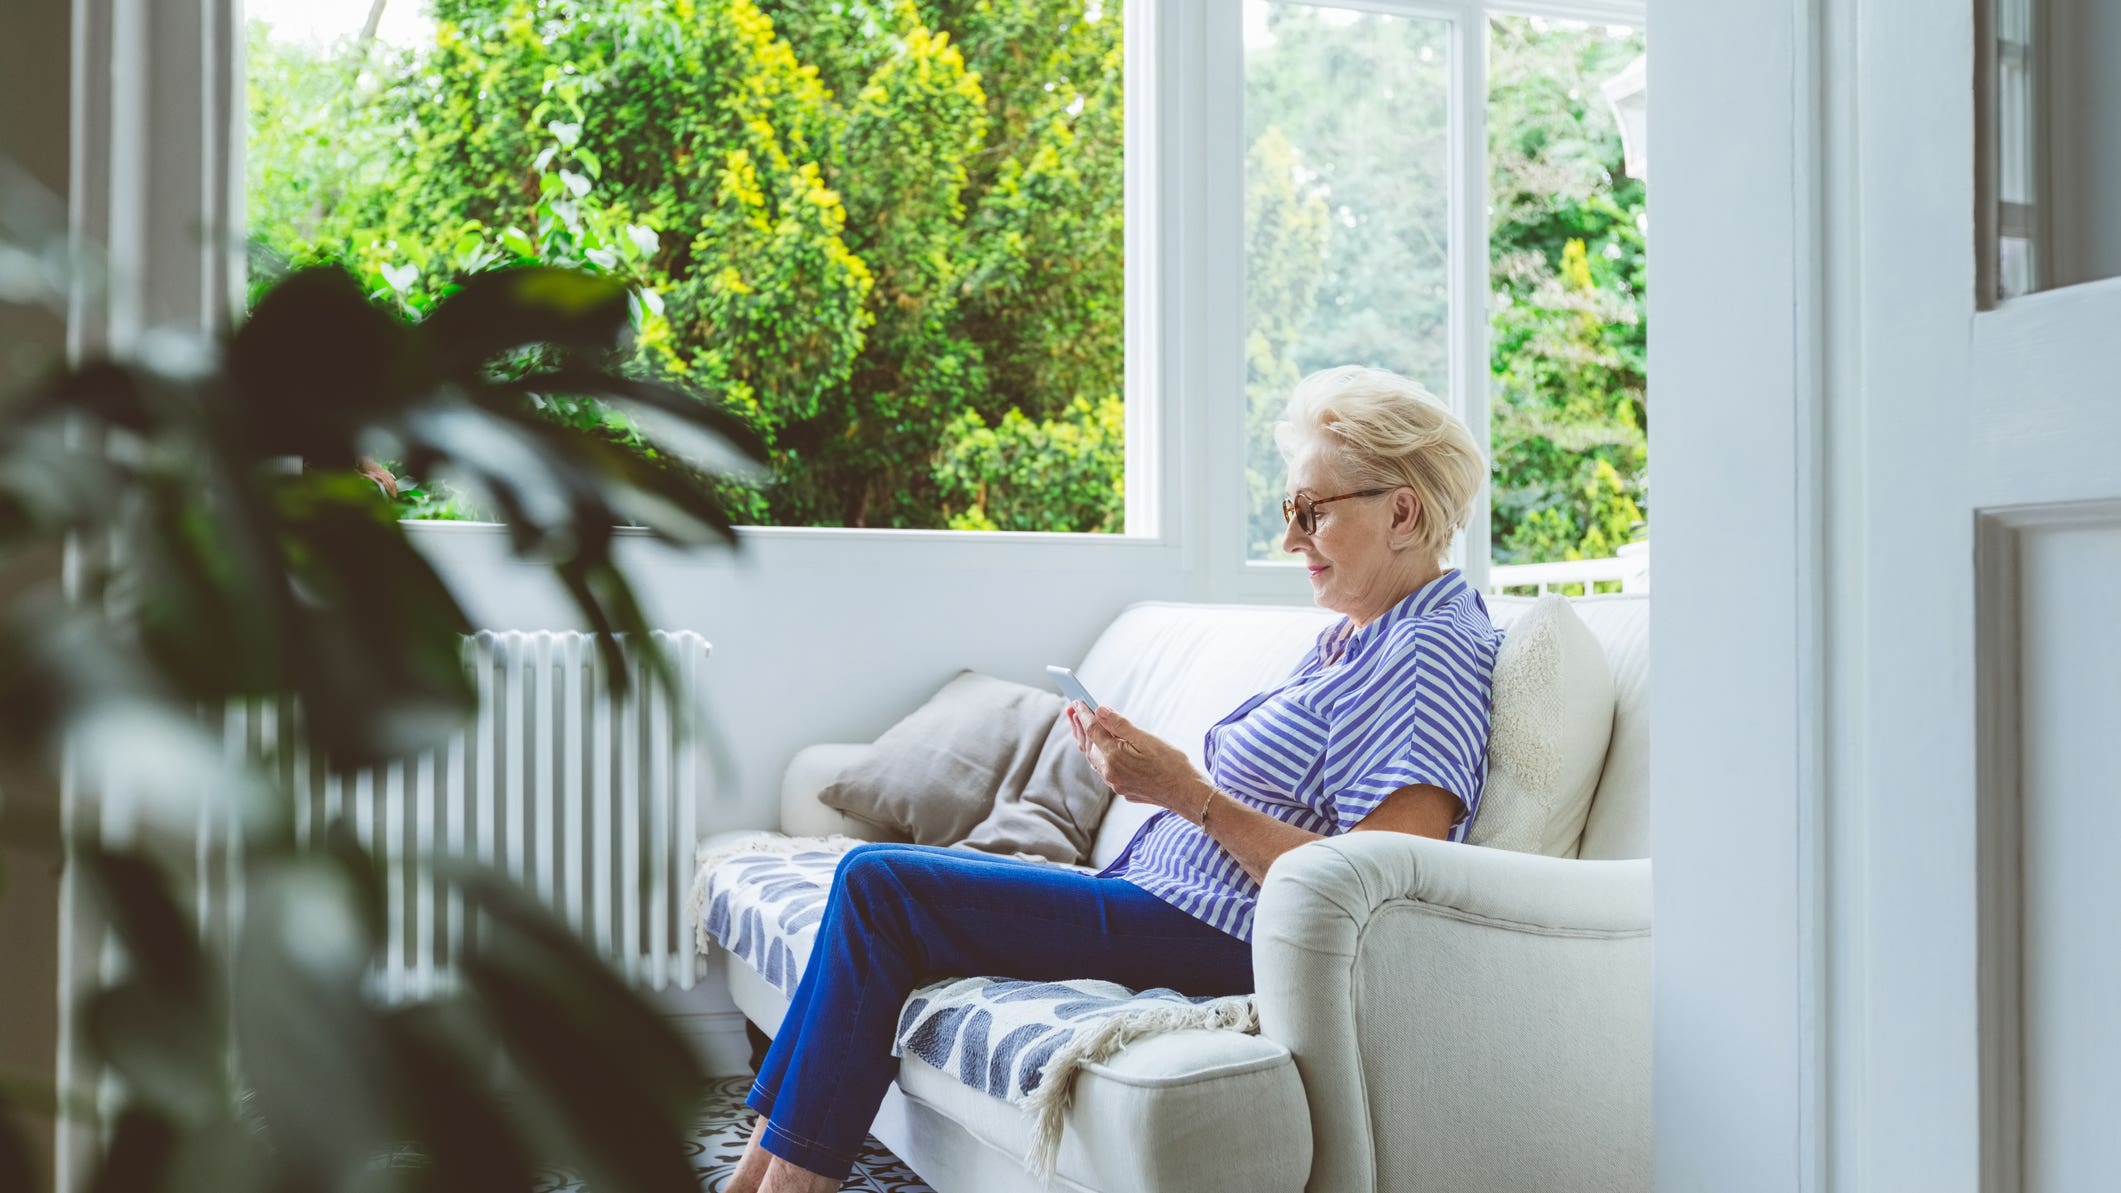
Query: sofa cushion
958 715 1114 863
1469 594 1616 857
819 671 1110 862
1549 595 1650 860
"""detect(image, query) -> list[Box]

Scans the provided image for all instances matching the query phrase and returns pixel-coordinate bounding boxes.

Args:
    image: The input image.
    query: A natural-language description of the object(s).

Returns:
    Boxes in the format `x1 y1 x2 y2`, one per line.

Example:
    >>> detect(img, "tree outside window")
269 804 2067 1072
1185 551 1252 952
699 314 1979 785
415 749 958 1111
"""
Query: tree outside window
248 0 1126 531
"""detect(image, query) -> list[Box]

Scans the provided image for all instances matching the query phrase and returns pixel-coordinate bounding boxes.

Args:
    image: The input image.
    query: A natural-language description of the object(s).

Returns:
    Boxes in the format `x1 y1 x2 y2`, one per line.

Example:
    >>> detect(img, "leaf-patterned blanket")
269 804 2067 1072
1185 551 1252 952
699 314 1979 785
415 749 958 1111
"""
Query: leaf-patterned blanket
688 836 1259 1177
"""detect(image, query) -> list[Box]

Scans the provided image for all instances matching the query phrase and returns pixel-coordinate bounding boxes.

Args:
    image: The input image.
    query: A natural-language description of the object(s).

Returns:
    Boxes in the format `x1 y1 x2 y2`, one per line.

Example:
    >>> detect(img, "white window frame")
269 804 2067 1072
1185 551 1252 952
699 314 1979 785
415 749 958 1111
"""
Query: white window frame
1216 0 1645 603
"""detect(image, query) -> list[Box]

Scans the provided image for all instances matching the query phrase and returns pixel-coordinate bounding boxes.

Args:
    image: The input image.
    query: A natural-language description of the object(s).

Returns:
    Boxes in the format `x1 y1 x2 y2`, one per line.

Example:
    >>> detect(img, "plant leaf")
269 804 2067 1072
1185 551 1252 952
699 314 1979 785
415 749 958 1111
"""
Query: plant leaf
231 858 400 1177
376 1001 537 1193
490 369 767 466
85 1108 177 1193
227 265 408 457
83 983 228 1122
30 358 157 432
451 867 704 1193
80 850 205 997
163 1117 270 1193
418 267 630 378
320 819 387 950
453 869 706 1114
271 475 477 767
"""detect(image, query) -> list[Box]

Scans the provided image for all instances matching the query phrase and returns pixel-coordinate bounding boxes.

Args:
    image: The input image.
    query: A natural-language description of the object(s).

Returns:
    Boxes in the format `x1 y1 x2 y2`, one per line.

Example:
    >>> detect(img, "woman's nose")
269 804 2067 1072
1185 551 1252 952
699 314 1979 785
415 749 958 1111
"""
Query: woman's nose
1281 514 1306 554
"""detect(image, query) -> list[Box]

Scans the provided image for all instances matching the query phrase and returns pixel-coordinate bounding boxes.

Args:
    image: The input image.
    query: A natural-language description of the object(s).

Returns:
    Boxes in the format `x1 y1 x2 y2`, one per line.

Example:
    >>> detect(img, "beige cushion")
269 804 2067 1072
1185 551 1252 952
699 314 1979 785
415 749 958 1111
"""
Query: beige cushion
957 715 1114 862
1493 593 1651 859
1570 595 1651 860
1469 594 1617 857
819 671 1111 863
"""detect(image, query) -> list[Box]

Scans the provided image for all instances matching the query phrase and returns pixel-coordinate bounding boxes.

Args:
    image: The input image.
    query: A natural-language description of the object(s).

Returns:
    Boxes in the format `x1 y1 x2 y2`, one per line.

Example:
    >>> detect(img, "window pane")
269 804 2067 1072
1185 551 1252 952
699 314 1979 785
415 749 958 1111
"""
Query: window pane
1243 1 1452 561
1990 0 2121 298
246 1 1126 531
1487 16 1648 574
1992 0 2040 298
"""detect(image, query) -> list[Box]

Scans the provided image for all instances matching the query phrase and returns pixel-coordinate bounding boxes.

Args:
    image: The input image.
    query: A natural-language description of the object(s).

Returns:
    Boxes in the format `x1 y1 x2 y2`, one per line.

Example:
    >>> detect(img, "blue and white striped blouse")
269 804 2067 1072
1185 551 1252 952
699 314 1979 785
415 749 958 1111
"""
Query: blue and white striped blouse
1099 569 1500 941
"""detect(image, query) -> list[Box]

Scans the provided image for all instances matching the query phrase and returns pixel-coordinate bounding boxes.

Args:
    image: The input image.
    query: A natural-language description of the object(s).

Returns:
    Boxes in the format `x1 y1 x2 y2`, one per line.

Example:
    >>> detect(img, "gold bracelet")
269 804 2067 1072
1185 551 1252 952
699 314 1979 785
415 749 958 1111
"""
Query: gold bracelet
1196 785 1216 826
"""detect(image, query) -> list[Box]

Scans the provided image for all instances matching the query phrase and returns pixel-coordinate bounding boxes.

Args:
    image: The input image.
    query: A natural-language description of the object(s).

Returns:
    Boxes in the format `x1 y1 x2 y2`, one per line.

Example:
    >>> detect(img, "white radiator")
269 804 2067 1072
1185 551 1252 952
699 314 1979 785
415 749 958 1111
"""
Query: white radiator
222 629 714 1001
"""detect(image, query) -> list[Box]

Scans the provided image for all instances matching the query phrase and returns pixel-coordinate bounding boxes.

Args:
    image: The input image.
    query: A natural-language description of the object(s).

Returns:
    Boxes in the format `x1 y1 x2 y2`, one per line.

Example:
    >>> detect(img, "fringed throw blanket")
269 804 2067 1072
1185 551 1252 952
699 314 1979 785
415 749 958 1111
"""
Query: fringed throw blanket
892 976 1256 1175
689 836 1261 1178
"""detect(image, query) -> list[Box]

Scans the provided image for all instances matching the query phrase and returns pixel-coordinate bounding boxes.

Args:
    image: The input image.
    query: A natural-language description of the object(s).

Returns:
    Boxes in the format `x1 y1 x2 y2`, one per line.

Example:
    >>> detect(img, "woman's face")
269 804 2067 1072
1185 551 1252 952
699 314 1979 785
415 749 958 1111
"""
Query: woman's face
1282 442 1417 625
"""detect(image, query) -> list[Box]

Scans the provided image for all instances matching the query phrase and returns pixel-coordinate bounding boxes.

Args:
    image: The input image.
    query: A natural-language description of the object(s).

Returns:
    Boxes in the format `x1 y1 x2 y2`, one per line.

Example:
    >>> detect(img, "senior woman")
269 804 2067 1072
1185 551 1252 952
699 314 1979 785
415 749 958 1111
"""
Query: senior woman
728 365 1501 1193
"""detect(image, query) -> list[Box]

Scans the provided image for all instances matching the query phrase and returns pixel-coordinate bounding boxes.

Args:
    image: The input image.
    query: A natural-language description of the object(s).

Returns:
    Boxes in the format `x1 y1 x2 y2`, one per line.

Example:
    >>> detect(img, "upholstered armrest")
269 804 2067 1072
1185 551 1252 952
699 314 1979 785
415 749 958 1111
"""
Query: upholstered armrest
1253 834 1651 1193
777 743 911 843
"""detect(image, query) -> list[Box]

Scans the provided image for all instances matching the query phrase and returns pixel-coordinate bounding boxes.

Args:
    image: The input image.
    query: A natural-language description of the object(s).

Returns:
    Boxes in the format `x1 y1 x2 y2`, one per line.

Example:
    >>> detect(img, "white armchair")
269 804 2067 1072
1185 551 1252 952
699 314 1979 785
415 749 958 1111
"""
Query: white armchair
1255 832 1651 1192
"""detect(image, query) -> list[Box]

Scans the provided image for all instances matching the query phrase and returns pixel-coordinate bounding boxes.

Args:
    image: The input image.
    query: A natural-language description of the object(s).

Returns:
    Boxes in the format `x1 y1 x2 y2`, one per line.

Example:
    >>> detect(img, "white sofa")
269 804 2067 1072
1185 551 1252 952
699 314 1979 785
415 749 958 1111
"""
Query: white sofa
702 594 1651 1193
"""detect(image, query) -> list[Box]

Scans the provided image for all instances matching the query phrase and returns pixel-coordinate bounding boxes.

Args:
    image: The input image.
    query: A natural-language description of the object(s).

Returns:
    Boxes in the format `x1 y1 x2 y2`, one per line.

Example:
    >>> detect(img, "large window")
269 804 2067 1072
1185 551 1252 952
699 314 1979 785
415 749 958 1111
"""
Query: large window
1242 3 1647 572
245 1 1644 566
246 1 1128 532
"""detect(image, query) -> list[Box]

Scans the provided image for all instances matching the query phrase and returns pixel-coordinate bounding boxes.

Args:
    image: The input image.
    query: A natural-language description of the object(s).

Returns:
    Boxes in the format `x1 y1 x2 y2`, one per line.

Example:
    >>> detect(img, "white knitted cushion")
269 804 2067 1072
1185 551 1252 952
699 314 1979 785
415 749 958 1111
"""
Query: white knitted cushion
1468 594 1616 857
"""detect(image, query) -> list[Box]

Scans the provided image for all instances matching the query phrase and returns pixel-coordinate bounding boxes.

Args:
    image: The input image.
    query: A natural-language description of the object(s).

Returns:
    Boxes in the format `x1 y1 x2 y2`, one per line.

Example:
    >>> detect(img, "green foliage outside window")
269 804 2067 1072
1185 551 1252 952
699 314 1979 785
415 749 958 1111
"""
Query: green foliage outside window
1487 16 1648 564
1240 6 1454 560
248 4 1644 557
249 0 1124 530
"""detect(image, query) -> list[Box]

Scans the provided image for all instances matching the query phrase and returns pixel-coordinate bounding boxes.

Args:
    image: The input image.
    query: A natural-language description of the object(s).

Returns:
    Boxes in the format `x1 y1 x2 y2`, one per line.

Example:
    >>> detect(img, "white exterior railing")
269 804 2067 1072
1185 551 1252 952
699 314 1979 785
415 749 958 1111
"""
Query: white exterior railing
1488 541 1650 596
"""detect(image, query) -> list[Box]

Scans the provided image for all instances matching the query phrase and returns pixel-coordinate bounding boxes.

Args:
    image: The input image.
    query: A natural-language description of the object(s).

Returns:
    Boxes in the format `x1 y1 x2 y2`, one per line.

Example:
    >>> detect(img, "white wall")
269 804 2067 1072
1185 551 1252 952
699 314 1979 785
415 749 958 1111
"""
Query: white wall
1648 0 1812 1188
414 526 1316 832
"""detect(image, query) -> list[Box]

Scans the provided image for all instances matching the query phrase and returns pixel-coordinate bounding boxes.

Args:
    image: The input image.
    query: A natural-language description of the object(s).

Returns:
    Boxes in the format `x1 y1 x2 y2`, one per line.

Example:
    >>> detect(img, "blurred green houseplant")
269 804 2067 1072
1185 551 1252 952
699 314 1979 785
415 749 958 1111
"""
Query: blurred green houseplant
0 163 762 1192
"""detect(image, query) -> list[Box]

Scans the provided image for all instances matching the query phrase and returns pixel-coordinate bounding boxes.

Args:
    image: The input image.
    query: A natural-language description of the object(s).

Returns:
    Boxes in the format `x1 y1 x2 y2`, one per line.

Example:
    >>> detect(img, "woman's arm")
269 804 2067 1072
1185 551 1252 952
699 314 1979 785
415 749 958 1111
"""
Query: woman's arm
1070 704 1460 884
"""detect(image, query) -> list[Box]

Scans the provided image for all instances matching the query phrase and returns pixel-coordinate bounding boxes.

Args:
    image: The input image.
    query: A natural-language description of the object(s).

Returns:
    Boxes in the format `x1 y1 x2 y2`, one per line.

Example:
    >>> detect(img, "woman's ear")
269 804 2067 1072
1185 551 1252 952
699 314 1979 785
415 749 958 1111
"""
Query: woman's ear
1390 488 1423 548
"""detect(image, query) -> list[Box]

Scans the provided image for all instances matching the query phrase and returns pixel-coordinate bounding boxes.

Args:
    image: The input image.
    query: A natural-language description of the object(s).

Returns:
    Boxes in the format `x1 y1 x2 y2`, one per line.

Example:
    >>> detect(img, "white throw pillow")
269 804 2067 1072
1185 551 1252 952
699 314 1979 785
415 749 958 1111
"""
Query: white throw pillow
1468 594 1616 857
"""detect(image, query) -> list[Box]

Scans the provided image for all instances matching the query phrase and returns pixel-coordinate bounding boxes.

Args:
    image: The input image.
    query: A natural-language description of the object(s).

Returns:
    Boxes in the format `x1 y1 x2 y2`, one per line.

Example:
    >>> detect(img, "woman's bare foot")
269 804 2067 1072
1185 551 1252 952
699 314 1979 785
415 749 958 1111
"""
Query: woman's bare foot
759 1156 842 1193
724 1118 774 1193
725 1118 841 1193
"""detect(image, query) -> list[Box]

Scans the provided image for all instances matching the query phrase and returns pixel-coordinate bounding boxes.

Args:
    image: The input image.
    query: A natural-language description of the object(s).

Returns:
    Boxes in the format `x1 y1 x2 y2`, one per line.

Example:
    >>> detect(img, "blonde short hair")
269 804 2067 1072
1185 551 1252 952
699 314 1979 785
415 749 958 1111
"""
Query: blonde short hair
1273 365 1486 564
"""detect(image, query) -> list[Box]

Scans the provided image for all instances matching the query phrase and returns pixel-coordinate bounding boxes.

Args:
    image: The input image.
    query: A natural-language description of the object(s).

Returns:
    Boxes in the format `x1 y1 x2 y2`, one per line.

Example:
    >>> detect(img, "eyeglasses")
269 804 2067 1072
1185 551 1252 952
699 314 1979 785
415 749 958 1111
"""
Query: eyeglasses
1281 488 1394 535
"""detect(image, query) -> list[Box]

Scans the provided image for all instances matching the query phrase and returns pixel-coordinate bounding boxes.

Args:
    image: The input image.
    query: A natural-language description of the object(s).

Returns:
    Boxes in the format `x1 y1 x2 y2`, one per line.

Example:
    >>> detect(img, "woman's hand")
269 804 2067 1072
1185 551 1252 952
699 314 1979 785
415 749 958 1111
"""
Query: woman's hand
1066 703 1206 811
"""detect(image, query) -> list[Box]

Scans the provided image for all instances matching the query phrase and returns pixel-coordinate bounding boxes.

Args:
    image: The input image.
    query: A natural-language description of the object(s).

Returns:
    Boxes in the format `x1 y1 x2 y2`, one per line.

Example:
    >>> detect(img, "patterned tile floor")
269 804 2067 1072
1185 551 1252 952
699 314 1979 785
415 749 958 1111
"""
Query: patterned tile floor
531 1074 935 1193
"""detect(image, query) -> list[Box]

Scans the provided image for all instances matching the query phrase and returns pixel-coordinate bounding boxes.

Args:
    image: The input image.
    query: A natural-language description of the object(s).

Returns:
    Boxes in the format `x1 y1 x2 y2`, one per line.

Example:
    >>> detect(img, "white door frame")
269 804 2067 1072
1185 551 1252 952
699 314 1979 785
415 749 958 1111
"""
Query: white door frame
1650 0 1836 1188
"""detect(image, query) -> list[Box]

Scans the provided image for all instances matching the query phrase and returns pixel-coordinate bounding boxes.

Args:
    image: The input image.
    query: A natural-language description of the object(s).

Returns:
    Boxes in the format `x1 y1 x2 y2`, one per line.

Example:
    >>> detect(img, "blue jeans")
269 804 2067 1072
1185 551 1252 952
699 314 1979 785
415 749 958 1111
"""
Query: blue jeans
747 842 1254 1179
